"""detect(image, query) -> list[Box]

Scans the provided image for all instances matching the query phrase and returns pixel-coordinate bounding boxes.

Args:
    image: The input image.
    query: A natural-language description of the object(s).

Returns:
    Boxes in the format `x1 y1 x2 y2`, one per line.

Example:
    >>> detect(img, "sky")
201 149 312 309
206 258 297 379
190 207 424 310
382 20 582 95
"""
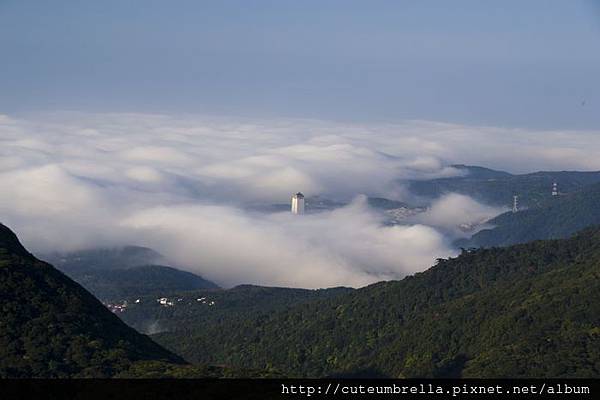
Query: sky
1 0 600 128
2 2 600 288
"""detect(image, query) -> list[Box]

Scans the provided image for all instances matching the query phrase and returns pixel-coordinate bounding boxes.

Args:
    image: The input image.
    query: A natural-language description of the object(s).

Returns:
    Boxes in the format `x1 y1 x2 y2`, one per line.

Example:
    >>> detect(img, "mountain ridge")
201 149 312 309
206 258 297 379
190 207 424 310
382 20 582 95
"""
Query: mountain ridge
148 226 600 378
458 182 600 248
0 222 185 377
409 166 600 209
43 247 220 301
0 222 284 378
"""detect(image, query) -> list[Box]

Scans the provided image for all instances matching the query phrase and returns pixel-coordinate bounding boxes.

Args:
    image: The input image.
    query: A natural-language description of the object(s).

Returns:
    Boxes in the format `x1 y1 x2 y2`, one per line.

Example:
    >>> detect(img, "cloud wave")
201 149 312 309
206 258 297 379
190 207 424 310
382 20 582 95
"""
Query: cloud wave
1 112 600 287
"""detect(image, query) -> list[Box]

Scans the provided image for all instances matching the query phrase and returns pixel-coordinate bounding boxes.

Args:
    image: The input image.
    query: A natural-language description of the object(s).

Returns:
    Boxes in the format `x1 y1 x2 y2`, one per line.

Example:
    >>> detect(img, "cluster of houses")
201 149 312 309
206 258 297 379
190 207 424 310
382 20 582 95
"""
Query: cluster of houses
104 298 142 313
104 300 129 313
157 297 175 307
156 296 216 307
103 296 217 312
384 206 426 224
196 296 216 306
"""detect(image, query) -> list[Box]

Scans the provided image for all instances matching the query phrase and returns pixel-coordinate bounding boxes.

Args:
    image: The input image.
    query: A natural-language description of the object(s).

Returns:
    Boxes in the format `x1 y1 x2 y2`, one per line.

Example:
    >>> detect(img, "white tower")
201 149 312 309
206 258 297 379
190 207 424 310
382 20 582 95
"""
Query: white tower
291 192 305 214
512 195 519 213
552 182 558 196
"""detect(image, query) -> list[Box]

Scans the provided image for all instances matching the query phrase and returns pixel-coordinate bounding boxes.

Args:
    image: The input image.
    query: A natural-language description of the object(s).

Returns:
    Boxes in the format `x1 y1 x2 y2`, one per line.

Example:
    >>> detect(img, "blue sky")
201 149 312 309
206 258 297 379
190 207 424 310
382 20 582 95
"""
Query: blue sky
1 0 600 128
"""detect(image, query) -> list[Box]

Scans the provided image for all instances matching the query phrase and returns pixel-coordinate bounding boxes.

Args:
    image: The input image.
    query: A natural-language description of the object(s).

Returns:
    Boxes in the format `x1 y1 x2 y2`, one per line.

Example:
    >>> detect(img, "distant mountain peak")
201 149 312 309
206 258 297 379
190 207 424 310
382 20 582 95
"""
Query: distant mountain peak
449 164 513 179
44 245 166 272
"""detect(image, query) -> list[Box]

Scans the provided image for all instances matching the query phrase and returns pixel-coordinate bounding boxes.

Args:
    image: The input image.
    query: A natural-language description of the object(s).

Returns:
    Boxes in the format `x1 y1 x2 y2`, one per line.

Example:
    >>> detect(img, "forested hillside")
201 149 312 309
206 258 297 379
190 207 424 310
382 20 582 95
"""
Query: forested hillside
0 223 276 378
409 165 600 208
119 285 353 334
4 218 600 379
459 183 600 248
0 224 186 377
149 227 600 378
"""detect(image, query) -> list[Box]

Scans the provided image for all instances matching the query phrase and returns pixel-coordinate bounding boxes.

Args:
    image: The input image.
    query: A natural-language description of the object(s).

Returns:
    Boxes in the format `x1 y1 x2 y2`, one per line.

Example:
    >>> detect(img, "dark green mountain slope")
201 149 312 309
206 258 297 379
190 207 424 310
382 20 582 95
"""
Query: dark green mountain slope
0 223 186 377
409 166 600 208
0 223 281 378
459 183 600 248
151 228 600 378
118 284 353 335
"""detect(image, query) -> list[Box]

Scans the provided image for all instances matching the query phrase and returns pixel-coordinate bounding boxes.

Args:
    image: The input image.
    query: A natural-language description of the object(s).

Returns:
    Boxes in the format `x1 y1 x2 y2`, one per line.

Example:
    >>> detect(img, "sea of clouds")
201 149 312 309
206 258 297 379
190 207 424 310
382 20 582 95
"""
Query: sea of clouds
1 112 600 288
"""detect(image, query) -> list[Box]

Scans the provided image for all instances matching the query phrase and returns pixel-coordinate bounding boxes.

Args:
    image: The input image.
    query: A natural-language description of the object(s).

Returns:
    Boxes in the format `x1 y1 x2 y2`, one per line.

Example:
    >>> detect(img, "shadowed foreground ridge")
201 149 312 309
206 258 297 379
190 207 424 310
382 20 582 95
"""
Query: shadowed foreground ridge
0 223 185 377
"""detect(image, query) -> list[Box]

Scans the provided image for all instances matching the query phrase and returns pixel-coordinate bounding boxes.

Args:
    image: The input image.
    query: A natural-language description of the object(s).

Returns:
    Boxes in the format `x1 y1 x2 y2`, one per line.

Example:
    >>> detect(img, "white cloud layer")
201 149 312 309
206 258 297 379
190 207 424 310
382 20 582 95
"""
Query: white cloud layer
1 112 600 287
411 193 508 237
121 197 451 288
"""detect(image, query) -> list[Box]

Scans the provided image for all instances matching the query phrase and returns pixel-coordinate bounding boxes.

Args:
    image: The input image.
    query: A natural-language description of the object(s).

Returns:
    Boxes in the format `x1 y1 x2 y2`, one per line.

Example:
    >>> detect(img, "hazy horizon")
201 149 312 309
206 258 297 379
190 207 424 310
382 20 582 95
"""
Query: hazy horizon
1 0 600 129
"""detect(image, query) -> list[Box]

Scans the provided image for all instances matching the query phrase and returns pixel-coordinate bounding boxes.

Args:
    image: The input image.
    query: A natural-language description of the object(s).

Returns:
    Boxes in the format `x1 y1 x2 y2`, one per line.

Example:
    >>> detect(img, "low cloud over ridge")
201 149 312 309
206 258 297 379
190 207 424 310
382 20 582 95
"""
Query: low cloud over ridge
1 112 600 287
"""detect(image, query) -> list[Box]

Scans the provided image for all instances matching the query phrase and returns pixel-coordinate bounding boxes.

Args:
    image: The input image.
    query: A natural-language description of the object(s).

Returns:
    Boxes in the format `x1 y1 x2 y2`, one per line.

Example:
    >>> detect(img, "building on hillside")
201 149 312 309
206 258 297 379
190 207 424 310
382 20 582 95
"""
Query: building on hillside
291 192 305 214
